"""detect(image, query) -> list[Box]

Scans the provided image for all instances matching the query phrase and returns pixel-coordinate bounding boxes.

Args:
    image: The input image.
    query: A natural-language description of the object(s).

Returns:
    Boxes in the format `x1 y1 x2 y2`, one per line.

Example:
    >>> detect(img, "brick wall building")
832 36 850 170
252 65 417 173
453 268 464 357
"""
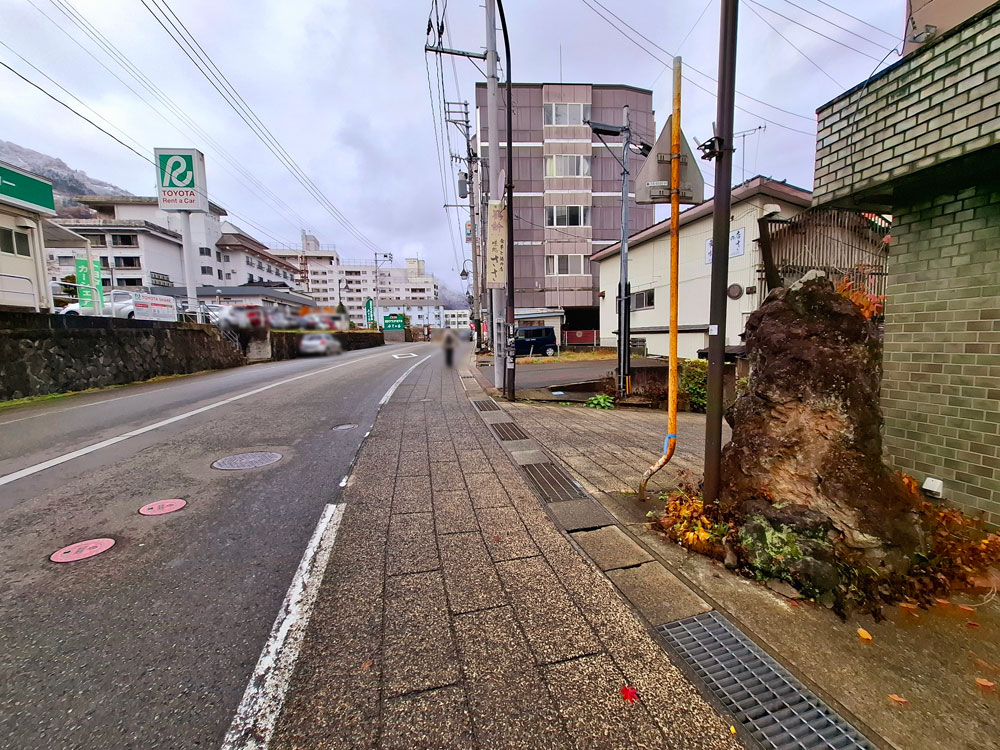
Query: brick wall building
813 3 1000 526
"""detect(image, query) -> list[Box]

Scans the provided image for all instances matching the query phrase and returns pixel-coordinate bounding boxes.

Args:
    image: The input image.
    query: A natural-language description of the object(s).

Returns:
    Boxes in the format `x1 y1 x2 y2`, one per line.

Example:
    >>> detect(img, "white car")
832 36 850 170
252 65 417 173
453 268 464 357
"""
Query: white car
59 290 135 318
298 333 342 356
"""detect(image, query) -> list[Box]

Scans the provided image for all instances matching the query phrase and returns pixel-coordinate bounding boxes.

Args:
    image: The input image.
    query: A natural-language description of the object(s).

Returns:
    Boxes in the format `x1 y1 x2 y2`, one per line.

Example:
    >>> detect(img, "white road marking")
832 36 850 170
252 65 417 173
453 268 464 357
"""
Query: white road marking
0 347 424 487
220 503 345 750
378 354 432 405
391 352 418 359
338 476 347 488
0 386 173 426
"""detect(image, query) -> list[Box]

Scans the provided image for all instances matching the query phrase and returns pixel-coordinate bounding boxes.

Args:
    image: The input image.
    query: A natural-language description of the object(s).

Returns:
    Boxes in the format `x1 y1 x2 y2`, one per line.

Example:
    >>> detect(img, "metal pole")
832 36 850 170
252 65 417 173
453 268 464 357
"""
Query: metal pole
498 0 515 401
468 149 482 349
618 105 632 397
485 0 504 389
703 0 739 503
178 210 202 322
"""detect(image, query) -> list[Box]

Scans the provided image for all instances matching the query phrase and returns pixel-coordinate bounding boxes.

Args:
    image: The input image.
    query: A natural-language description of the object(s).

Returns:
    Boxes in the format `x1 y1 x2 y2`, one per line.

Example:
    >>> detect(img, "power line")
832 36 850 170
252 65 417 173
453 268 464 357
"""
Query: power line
35 0 306 235
651 0 714 88
578 0 817 136
137 0 389 255
747 0 888 60
809 0 900 42
741 0 844 88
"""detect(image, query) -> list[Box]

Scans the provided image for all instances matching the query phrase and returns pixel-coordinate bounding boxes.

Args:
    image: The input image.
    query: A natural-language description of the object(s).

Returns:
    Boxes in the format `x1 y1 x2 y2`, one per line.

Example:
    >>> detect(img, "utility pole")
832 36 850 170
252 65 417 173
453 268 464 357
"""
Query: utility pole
618 105 632 398
498 0 515 401
485 0 504 390
702 0 740 503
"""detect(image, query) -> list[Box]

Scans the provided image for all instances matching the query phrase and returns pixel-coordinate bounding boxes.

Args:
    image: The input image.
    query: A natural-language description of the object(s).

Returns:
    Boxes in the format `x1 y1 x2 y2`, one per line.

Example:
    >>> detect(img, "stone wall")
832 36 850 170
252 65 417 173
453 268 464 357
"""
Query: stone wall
813 4 1000 206
881 184 1000 526
269 330 385 360
0 311 245 401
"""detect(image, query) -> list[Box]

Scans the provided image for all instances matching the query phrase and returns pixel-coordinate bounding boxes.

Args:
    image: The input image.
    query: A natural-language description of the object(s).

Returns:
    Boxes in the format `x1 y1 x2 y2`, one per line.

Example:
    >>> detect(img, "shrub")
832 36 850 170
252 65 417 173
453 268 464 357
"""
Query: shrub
585 394 615 410
679 358 709 413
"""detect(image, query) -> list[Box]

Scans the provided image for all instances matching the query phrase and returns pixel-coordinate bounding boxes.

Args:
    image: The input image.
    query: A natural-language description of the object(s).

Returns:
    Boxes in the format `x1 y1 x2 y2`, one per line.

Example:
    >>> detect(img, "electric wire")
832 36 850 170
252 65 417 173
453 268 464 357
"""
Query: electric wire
136 0 388 256
809 0 901 42
578 0 817 136
37 0 306 235
747 0 888 60
741 0 844 87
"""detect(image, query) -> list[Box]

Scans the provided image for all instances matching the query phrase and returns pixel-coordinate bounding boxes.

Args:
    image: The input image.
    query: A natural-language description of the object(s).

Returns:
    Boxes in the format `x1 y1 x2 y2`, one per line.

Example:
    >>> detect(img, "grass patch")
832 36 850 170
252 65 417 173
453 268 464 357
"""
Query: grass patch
521 349 617 365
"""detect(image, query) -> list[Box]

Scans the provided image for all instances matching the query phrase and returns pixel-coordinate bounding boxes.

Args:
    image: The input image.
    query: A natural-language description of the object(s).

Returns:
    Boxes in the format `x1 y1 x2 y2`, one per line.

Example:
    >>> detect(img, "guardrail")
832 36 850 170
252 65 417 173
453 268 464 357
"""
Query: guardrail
0 273 38 311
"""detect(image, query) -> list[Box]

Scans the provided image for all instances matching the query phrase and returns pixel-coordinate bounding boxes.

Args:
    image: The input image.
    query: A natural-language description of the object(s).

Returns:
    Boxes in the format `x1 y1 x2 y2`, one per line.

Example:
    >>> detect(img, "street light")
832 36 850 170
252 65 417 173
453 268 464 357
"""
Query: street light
459 258 473 281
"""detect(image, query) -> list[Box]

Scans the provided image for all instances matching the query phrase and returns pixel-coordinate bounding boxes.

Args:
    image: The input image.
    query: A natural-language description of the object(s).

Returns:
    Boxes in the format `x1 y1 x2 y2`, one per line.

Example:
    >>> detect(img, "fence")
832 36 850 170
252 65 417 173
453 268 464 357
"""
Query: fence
562 329 599 347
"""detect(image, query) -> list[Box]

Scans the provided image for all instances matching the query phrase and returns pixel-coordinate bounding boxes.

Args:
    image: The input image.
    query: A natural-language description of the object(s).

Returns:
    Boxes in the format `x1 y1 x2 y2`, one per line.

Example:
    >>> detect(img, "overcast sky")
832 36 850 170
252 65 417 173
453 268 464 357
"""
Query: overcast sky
0 0 905 289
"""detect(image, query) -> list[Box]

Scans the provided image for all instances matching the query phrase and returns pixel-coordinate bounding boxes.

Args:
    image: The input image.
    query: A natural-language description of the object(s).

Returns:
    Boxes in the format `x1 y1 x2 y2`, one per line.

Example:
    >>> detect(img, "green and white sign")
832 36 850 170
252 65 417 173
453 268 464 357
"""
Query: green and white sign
0 163 56 215
384 313 405 331
74 258 104 311
364 298 375 328
154 148 208 213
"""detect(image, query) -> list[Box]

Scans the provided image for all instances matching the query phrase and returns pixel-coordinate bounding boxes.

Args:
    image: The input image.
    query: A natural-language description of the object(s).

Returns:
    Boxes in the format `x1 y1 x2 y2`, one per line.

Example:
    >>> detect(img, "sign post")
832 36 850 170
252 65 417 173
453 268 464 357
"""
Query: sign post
155 148 208 322
364 298 375 328
74 258 104 313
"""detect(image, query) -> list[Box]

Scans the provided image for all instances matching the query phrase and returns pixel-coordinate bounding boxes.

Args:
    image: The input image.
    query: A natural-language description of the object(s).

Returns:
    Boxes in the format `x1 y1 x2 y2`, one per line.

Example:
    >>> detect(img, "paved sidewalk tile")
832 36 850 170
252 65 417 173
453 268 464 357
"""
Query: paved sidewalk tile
392 475 432 514
477 506 539 561
439 532 506 614
571 525 653 571
387 512 439 575
432 489 479 534
382 686 474 749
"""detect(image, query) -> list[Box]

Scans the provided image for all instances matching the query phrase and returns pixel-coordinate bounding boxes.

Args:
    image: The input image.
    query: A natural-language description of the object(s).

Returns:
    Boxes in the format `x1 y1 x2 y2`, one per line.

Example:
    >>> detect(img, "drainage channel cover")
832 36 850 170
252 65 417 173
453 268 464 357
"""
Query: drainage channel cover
522 461 589 503
492 421 529 442
658 611 874 750
472 399 501 412
211 452 282 470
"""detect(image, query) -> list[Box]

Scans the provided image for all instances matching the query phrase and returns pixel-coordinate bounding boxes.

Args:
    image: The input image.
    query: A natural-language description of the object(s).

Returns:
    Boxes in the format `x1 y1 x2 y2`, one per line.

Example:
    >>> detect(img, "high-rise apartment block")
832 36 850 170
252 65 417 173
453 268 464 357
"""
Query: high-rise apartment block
475 82 655 330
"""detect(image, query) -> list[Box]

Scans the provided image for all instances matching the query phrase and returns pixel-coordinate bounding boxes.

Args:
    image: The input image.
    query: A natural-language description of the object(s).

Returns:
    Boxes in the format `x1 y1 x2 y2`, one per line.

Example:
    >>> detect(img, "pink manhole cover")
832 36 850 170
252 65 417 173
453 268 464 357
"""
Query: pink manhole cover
211 452 282 470
50 538 115 563
139 499 187 516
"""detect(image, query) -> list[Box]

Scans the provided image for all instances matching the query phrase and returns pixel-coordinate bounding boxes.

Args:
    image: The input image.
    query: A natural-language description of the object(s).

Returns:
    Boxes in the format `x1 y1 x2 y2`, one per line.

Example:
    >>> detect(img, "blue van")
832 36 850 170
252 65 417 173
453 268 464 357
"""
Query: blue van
513 326 558 357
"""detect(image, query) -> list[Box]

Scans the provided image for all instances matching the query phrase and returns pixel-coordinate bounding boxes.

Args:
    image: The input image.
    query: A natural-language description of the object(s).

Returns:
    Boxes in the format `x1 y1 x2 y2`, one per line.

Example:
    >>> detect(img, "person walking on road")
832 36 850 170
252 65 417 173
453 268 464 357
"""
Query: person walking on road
441 328 458 368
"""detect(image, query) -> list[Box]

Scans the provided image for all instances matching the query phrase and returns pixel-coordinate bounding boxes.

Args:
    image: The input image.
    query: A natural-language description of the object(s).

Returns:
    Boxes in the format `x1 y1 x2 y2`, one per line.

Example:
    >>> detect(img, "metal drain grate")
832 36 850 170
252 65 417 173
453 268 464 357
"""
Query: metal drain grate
658 611 874 750
492 422 529 441
522 461 589 502
472 399 501 412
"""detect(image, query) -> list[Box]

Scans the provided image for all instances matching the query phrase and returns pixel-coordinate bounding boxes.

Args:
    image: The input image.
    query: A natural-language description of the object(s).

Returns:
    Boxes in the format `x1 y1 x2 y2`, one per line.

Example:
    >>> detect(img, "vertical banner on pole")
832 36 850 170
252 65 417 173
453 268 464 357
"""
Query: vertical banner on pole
485 200 507 288
74 258 104 311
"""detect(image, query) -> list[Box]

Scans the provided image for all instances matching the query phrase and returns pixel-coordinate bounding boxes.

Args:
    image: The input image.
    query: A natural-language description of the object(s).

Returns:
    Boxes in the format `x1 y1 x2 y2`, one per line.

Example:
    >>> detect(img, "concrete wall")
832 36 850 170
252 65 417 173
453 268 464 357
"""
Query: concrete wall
814 5 1000 206
0 311 245 401
881 184 1000 526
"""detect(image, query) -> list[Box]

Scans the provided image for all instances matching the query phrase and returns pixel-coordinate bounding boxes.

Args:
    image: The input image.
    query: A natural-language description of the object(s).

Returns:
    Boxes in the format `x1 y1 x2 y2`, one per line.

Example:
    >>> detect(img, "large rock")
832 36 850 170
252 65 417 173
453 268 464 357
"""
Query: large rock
721 273 924 589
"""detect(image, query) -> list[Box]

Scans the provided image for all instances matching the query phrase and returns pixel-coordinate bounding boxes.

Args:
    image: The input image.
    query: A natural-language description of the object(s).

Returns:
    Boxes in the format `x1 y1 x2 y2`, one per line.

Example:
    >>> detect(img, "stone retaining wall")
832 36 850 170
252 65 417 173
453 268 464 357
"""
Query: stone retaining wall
0 311 245 401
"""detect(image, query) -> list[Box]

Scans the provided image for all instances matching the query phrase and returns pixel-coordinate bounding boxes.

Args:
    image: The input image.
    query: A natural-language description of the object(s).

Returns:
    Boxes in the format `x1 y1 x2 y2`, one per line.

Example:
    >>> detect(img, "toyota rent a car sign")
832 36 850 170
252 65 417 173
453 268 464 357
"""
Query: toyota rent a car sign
155 148 208 212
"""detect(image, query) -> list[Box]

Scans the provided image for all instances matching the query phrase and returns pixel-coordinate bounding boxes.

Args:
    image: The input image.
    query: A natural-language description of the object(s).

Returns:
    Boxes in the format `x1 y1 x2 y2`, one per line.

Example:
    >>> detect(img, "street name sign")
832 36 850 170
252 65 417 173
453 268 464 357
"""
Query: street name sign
155 148 208 212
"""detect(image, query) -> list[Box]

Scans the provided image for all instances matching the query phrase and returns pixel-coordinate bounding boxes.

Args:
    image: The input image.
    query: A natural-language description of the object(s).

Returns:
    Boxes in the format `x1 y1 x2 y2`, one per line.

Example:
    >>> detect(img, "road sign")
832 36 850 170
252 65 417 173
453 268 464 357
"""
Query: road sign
154 148 208 212
465 221 472 243
74 257 104 311
635 116 705 206
486 200 506 289
364 298 375 328
384 313 405 330
0 163 56 215
131 291 178 321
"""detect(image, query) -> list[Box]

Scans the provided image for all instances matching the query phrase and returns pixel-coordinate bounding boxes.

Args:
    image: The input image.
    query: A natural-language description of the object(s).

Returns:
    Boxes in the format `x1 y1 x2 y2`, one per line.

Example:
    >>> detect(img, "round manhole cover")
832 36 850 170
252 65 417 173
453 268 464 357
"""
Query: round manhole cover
211 452 282 470
332 423 358 431
50 538 115 563
139 499 187 516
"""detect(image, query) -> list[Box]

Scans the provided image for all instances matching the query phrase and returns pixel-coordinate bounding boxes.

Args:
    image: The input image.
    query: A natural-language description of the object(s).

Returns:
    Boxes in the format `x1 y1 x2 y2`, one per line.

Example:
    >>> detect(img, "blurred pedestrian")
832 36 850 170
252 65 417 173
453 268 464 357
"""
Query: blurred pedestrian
442 328 457 368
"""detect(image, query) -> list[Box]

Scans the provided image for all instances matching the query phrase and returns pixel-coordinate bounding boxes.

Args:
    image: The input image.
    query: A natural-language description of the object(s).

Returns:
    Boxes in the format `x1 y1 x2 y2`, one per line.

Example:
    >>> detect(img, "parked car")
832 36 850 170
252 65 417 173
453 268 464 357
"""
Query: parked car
300 313 331 330
513 326 557 357
298 333 342 356
59 290 135 318
217 304 267 331
267 309 295 329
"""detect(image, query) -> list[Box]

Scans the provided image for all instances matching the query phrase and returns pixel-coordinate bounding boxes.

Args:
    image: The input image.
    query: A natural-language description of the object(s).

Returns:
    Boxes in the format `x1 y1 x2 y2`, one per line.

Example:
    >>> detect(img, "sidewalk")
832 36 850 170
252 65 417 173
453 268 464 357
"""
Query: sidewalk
268 354 739 749
494 399 1000 750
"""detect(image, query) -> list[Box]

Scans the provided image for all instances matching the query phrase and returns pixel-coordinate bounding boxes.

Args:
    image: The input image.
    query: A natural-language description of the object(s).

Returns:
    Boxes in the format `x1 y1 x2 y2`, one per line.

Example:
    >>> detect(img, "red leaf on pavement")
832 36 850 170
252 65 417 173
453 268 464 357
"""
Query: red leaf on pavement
492 535 500 542
620 685 639 704
888 694 909 705
958 605 975 613
975 678 996 691
967 621 981 628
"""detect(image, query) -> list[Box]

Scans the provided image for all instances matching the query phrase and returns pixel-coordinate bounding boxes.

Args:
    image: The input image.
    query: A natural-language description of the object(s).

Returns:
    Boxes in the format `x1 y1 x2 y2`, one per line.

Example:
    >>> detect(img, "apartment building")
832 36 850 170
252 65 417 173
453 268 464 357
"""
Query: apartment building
443 309 471 329
269 233 341 304
217 222 298 286
379 298 445 329
474 82 655 330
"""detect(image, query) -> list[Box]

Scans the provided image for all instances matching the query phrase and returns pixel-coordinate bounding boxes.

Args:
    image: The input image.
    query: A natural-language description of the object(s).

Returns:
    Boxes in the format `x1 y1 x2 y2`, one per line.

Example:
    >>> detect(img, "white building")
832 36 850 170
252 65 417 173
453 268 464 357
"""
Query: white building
269 233 341 304
443 309 471 329
379 298 445 328
217 222 298 287
592 177 811 359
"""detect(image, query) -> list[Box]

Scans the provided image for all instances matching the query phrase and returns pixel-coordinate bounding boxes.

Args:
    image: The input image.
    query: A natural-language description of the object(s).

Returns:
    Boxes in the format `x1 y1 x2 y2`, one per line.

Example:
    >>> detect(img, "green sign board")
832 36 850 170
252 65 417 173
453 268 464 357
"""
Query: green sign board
154 148 208 212
0 163 56 215
384 313 405 331
74 258 104 311
364 298 375 328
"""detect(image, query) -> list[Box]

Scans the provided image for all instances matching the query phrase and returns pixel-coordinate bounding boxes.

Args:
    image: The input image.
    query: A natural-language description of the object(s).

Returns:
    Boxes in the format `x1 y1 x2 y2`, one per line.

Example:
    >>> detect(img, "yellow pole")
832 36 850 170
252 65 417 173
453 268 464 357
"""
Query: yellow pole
639 56 682 499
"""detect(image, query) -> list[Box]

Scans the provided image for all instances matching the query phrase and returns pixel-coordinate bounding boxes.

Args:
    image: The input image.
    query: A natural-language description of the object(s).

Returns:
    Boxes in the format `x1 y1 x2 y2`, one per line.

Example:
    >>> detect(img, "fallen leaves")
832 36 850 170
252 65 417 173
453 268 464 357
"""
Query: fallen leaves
857 628 873 642
936 599 951 607
888 694 909 706
958 605 976 613
975 678 996 691
967 621 981 628
620 685 639 704
360 659 373 672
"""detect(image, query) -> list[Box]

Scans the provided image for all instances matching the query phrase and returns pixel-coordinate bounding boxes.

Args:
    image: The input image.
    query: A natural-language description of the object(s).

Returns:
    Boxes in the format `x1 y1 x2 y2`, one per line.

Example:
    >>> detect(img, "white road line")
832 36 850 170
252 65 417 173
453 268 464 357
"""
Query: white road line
220 502 345 750
0 386 174 426
0 347 424 488
378 354 432 405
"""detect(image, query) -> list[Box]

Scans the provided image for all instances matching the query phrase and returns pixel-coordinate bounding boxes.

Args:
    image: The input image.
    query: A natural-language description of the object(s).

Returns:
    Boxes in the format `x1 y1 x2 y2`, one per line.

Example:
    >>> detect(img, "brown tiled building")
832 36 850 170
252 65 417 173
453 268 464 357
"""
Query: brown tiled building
475 83 655 330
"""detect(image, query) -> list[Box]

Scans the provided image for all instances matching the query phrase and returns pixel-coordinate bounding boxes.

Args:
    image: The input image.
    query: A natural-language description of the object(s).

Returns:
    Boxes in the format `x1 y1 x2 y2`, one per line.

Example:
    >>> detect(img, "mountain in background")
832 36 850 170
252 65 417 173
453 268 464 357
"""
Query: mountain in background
0 140 130 216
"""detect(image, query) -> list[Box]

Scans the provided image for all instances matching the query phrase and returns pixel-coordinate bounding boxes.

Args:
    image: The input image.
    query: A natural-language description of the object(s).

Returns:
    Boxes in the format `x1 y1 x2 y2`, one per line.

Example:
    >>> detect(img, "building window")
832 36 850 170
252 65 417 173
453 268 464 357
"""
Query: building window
0 228 30 257
111 234 138 247
545 254 585 275
631 289 655 310
266 264 273 273
543 102 591 126
246 255 253 266
58 256 75 267
114 257 141 268
544 155 591 177
201 266 213 276
120 277 142 287
223 254 230 263
83 233 107 247
225 272 232 280
217 269 223 280
544 205 591 227
257 261 263 270
150 272 170 285
248 273 254 283
200 247 212 257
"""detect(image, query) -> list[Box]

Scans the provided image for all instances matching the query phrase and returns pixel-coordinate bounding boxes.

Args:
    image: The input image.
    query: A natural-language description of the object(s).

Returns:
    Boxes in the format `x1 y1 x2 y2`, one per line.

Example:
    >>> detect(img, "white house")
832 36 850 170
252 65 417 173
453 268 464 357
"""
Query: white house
592 177 812 359
1 161 57 310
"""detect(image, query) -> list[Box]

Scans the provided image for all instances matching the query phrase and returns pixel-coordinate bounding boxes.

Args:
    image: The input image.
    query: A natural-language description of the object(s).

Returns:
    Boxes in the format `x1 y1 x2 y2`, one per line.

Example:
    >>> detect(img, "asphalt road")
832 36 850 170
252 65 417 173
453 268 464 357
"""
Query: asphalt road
0 342 434 749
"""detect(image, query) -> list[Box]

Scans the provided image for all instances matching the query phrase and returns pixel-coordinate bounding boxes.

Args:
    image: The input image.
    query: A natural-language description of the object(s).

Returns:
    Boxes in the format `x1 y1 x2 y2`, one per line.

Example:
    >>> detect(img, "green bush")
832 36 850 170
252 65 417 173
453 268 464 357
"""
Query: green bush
585 394 615 410
679 358 708 413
